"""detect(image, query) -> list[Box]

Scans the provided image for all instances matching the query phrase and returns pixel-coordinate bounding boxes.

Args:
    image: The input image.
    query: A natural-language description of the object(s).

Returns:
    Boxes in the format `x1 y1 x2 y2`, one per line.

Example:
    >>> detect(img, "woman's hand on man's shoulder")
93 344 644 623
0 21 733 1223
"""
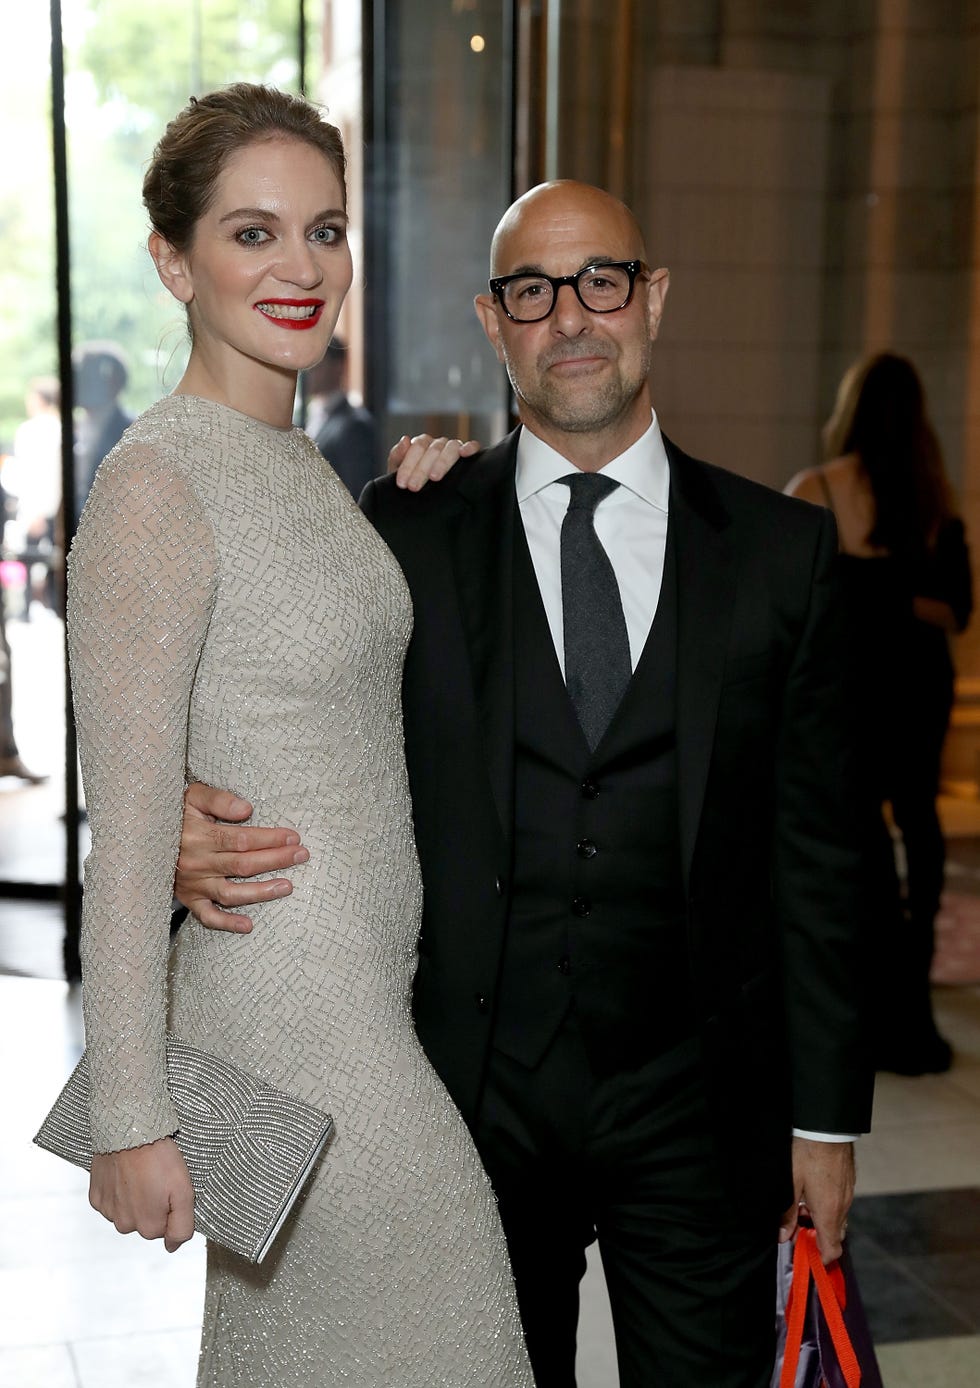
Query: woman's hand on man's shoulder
387 434 481 491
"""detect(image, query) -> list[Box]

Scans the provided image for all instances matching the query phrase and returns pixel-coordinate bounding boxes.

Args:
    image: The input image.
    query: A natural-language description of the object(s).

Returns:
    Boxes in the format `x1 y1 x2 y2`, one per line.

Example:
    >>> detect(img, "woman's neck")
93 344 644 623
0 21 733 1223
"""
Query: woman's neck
174 352 297 429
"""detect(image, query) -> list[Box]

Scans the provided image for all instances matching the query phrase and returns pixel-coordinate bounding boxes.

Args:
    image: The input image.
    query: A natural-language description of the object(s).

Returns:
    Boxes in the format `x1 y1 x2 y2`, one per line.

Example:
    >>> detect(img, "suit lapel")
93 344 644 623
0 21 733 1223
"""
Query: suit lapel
447 427 735 877
667 439 735 889
451 430 521 844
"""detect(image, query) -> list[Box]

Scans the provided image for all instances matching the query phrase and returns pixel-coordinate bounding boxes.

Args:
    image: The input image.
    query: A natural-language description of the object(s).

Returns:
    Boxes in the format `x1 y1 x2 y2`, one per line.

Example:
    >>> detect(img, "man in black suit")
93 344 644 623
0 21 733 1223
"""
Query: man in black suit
303 335 380 498
175 182 872 1387
73 341 133 517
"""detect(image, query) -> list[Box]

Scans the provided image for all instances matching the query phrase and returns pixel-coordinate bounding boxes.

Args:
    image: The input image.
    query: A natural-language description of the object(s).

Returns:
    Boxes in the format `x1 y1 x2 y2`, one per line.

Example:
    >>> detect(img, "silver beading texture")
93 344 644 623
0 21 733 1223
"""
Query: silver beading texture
64 395 532 1386
35 1035 334 1263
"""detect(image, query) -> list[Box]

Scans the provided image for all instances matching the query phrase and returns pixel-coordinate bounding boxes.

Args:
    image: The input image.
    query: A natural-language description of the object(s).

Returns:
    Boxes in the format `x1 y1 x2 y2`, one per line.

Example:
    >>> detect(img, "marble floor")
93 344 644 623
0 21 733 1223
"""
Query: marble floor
1 896 979 1386
3 613 980 1388
3 604 980 1384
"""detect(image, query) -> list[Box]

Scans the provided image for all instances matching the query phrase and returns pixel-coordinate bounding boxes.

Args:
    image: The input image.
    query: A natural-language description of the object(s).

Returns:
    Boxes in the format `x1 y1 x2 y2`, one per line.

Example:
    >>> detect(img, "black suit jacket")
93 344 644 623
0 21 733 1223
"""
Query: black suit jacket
361 428 873 1203
75 404 133 514
314 396 379 499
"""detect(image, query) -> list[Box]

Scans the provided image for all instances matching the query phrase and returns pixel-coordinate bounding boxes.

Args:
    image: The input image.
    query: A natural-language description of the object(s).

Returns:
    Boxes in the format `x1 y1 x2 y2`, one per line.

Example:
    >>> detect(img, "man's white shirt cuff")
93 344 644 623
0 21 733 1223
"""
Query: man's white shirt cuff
792 1128 860 1142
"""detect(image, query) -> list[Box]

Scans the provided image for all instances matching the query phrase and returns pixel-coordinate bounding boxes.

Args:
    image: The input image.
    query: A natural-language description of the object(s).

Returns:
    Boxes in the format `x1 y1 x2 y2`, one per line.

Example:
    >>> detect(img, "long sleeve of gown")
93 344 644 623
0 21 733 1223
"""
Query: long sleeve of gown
68 441 217 1153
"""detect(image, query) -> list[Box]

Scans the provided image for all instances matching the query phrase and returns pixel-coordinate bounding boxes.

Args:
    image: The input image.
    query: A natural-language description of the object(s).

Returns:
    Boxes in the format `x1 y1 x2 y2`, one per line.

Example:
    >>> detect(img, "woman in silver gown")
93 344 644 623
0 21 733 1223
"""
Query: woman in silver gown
69 83 532 1387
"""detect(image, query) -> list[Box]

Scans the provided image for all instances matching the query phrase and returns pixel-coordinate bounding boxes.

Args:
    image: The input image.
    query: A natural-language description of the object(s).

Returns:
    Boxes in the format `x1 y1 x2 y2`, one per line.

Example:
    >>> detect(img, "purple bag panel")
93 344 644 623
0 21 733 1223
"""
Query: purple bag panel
772 1237 884 1388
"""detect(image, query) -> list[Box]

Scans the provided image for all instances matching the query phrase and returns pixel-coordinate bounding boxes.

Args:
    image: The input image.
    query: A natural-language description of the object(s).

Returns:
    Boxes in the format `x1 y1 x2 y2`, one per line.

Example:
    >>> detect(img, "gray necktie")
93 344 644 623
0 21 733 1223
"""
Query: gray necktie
558 472 631 750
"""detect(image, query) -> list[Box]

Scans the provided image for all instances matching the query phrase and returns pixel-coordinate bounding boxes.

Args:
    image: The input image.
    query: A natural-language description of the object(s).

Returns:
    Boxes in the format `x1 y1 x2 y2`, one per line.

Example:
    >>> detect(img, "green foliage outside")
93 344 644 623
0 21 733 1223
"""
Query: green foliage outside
0 0 314 447
0 9 59 450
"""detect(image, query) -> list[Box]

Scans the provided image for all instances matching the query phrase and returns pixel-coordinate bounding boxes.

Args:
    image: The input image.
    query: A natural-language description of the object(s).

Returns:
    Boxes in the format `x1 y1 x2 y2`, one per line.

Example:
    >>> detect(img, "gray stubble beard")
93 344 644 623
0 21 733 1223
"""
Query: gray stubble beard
503 325 653 437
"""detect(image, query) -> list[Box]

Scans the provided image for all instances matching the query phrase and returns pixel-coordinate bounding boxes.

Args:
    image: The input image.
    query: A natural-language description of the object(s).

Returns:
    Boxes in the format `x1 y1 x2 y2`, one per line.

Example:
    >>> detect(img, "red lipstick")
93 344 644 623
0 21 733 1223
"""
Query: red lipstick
254 298 325 330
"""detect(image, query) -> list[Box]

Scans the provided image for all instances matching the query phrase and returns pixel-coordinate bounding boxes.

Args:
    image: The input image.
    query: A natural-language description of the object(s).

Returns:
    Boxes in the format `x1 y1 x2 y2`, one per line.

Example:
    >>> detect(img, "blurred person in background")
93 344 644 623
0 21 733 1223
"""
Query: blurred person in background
0 581 38 781
2 376 62 613
6 376 61 542
73 341 132 518
303 335 379 498
787 352 972 1075
0 449 46 783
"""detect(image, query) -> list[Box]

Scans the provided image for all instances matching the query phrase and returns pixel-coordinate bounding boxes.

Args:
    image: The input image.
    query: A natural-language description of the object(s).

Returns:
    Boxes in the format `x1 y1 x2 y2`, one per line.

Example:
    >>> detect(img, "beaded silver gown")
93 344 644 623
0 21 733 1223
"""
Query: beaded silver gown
68 395 533 1387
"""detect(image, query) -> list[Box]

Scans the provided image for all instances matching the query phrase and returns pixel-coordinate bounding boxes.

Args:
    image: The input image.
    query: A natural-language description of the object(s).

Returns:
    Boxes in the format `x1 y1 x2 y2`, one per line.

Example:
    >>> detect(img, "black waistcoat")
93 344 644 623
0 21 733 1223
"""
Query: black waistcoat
493 518 694 1072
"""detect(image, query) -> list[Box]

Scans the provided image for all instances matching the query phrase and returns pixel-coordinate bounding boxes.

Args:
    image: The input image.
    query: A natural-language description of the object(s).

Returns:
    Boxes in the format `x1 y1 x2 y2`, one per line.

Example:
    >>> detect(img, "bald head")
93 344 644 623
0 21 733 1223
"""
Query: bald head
489 181 648 277
475 181 669 470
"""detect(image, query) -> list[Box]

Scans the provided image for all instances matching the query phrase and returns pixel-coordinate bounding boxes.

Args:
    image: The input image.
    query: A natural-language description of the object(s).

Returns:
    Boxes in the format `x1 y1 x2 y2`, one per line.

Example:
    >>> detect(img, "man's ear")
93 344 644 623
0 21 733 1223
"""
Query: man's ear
149 231 194 305
646 267 670 341
474 293 506 364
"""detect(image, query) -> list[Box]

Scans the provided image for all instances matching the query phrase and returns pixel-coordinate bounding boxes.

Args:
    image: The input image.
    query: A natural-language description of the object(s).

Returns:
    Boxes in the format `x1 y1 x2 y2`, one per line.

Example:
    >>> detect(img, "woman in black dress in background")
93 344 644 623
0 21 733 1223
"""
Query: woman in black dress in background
788 352 972 1074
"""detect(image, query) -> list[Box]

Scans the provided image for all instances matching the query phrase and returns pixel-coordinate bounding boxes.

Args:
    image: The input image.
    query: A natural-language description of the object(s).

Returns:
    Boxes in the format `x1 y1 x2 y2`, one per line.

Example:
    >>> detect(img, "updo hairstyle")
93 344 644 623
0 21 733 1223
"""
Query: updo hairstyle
143 83 347 251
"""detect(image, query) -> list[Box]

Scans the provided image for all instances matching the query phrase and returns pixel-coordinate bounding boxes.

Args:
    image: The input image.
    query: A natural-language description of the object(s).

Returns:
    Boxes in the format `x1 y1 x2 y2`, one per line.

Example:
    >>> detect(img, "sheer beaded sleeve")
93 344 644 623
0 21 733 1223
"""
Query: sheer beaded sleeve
68 440 217 1153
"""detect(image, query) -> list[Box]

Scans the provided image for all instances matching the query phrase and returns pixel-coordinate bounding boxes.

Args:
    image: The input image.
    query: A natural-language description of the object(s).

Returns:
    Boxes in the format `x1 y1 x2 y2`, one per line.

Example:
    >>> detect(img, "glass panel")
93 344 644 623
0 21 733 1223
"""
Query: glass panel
308 3 376 495
65 0 310 444
367 0 513 448
0 5 64 905
0 2 308 931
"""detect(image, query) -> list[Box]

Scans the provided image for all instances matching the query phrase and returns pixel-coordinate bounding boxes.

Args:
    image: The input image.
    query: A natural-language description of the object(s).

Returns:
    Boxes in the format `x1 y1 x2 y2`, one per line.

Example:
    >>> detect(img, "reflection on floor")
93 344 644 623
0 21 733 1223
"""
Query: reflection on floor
2 974 978 1387
849 1189 980 1344
0 975 204 1388
2 825 980 1385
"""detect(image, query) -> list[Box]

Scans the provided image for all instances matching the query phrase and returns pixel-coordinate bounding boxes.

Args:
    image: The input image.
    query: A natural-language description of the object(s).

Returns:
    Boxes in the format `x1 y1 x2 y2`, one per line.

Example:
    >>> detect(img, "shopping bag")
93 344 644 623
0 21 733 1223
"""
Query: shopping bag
772 1226 884 1388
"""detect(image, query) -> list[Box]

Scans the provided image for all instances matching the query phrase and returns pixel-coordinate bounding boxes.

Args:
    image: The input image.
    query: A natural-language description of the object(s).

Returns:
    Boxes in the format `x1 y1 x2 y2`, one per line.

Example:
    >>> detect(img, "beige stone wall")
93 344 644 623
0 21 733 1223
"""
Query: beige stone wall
349 0 980 779
548 0 980 784
631 65 831 489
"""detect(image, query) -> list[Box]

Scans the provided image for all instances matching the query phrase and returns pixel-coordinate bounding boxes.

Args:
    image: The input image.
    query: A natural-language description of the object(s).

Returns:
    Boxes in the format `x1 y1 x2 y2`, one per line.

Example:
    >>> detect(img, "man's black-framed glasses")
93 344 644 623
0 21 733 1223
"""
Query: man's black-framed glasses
489 260 650 323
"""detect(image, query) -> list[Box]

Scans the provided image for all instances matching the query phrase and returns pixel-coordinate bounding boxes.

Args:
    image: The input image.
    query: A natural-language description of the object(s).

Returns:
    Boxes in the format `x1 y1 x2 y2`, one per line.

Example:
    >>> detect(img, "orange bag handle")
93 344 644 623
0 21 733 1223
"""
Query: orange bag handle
778 1227 861 1388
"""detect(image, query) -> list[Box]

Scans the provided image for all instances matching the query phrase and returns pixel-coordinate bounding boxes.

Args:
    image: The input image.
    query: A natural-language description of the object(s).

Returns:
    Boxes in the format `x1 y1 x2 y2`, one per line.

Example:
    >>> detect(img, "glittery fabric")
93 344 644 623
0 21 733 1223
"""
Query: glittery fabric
34 1037 334 1264
69 395 533 1386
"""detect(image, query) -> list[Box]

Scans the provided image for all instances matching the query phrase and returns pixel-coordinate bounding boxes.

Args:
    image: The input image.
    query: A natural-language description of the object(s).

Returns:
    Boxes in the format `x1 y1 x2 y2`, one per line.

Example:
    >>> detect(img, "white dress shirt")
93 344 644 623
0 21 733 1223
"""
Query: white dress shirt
516 414 669 675
513 417 855 1146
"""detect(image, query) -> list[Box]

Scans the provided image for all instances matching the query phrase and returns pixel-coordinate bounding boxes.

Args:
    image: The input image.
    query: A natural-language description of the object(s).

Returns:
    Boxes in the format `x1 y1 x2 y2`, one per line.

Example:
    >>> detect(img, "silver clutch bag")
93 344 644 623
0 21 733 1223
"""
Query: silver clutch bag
33 1036 334 1264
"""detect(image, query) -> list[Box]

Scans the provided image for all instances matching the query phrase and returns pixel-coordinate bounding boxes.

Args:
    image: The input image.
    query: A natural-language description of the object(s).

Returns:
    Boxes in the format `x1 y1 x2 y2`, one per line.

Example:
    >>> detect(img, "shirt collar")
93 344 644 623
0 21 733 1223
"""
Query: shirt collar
515 412 669 512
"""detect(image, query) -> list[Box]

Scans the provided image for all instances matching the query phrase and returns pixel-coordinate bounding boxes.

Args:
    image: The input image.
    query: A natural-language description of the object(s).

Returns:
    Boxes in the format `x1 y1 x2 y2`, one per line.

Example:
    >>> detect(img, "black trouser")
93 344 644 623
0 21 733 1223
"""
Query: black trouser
867 674 953 1054
0 593 19 760
888 677 952 946
472 1014 778 1388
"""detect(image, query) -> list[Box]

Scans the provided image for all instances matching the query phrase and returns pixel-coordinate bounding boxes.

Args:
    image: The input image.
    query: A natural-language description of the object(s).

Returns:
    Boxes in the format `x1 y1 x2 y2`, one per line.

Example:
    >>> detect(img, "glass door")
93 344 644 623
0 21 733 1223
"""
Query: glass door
0 0 315 979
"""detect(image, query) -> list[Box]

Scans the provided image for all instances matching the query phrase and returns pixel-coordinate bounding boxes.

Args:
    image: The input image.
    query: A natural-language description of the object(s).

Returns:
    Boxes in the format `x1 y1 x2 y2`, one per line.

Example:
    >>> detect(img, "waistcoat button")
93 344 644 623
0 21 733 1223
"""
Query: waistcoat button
557 956 571 975
576 839 597 859
475 994 489 1013
581 779 599 799
571 896 591 917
